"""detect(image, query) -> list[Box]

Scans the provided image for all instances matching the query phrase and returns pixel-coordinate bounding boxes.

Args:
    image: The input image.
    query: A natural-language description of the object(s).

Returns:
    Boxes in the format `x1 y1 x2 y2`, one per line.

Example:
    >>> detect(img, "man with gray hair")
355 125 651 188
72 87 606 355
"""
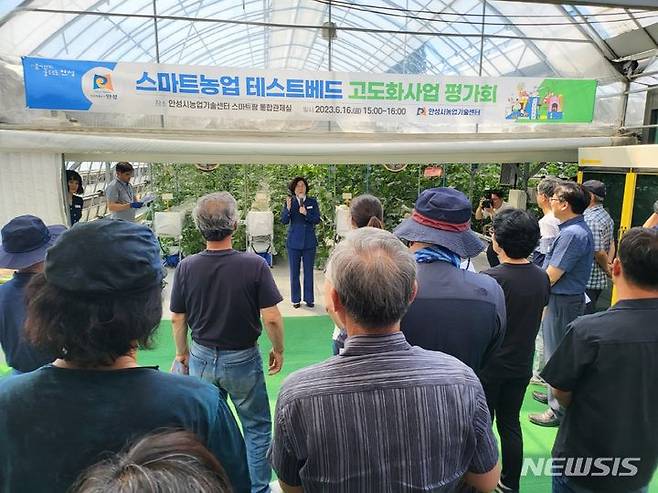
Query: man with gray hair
530 177 561 385
532 177 561 267
171 192 285 493
268 227 500 493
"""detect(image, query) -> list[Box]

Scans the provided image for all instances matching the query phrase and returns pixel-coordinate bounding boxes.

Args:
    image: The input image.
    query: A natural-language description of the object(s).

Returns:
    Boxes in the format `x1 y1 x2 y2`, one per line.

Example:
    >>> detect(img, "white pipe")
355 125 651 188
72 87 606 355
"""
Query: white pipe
0 129 633 165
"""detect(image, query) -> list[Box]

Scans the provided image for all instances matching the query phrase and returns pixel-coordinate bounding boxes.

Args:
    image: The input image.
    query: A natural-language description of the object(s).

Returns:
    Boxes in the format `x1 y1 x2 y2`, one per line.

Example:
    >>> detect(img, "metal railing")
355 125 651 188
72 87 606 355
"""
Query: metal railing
66 161 152 222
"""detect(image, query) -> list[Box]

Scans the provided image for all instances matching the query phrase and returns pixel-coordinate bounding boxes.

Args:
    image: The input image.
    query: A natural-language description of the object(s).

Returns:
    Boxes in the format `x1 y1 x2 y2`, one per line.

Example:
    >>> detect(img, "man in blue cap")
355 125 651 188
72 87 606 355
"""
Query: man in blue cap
0 215 64 374
394 187 506 372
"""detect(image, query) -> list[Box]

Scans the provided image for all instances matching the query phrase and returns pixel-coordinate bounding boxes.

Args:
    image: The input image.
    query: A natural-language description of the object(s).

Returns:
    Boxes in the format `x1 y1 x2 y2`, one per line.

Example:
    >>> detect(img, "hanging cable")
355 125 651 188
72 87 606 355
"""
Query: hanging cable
311 0 658 27
16 7 609 44
313 0 656 19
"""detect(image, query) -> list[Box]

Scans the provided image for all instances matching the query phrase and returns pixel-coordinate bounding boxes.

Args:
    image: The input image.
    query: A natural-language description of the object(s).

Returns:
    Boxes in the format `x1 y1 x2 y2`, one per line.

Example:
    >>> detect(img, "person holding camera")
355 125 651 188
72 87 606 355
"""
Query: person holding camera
475 190 510 222
475 190 511 267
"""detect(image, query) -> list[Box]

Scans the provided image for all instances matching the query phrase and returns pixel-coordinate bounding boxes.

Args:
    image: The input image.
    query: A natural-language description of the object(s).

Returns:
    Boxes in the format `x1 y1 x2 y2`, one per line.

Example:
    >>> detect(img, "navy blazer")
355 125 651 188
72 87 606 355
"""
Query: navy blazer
281 197 321 250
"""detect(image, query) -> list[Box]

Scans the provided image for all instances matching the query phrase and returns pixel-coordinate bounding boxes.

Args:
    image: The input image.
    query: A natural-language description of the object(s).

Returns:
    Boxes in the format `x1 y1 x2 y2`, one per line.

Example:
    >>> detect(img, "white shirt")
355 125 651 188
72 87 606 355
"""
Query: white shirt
538 212 560 254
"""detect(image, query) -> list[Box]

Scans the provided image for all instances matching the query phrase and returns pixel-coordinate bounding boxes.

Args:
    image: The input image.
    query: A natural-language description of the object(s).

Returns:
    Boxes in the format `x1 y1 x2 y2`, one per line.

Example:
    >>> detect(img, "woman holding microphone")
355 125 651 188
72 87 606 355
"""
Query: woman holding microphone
281 176 321 308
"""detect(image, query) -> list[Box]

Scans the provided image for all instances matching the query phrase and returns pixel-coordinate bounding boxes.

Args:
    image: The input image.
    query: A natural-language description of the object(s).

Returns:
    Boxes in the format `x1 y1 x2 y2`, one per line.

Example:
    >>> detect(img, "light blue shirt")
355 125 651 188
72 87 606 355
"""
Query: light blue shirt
543 215 594 295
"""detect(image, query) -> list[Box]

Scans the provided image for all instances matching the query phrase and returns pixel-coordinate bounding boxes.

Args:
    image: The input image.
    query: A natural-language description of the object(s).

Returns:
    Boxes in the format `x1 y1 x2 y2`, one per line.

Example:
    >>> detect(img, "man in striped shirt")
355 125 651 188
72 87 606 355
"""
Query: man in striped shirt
268 228 500 493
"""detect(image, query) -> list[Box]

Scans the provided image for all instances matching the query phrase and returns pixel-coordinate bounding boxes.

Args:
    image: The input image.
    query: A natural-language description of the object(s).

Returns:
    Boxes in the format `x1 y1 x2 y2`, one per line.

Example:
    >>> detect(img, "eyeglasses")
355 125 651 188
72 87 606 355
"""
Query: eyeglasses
549 196 564 203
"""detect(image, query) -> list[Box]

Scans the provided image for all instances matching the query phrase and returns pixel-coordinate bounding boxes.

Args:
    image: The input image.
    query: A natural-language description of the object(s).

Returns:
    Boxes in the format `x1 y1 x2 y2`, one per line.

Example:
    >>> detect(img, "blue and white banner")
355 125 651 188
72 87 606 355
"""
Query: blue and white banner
22 56 597 124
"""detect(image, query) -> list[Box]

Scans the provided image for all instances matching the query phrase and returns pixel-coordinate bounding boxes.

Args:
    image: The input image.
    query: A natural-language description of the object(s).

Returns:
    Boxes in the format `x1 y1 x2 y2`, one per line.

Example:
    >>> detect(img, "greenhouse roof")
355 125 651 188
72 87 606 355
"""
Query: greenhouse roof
0 1 656 145
1 0 656 82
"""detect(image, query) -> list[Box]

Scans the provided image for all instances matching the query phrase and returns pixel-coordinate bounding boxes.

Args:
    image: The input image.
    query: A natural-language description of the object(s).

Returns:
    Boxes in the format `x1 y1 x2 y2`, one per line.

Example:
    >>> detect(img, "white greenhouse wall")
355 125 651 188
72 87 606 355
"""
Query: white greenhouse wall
0 152 67 226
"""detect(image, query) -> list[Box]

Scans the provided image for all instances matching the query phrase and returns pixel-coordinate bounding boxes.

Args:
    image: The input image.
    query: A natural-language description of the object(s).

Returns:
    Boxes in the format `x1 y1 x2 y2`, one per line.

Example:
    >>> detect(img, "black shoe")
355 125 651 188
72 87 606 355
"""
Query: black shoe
293 303 301 309
528 409 560 427
532 390 548 405
306 302 315 308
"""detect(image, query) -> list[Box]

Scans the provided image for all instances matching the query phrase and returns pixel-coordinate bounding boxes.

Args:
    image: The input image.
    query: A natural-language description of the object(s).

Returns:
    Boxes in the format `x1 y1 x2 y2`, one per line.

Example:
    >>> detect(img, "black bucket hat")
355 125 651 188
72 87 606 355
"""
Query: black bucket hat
0 215 66 270
45 219 164 295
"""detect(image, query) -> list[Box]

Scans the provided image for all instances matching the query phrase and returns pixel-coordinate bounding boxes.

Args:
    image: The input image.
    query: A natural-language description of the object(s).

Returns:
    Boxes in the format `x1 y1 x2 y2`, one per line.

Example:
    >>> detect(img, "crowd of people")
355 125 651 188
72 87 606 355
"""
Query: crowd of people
0 169 657 493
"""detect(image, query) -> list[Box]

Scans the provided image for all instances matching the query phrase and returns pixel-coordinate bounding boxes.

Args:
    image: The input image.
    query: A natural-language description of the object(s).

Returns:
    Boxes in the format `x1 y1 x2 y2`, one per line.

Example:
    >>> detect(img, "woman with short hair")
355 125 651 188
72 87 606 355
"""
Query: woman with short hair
281 176 321 308
66 169 84 225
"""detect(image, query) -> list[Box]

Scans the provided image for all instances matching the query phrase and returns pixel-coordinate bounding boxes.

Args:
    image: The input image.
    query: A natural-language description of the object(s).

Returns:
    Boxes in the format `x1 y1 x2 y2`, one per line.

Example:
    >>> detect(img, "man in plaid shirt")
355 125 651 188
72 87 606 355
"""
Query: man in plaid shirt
582 180 615 314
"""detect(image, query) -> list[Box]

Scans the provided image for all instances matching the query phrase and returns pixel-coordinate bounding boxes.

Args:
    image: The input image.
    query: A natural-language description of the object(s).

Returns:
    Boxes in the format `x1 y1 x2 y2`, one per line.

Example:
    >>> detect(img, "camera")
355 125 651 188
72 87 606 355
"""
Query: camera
482 199 492 209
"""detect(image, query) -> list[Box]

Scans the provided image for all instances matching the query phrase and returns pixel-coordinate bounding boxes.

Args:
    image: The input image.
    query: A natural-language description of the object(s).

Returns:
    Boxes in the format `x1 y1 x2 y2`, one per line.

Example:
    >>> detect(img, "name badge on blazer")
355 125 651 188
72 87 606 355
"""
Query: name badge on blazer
306 205 314 209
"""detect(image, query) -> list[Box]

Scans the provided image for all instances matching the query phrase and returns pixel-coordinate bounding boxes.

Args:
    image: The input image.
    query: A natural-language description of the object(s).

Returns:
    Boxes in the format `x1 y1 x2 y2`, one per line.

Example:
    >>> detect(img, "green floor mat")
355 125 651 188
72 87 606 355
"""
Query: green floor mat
144 317 656 492
2 316 655 492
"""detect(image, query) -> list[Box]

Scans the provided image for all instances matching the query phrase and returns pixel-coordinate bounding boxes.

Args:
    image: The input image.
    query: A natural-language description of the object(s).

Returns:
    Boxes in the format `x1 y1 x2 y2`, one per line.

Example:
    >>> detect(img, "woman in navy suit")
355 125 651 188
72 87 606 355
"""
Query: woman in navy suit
281 176 321 308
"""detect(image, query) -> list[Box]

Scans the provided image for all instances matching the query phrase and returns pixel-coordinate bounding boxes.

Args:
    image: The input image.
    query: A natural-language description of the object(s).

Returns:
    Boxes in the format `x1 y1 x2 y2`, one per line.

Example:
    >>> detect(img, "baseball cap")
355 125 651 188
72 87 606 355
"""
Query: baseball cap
582 180 606 199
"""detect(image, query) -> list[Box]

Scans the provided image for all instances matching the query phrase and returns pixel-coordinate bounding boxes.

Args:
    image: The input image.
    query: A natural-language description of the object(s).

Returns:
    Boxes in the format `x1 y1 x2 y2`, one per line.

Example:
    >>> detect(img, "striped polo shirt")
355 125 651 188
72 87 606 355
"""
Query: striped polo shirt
268 332 498 492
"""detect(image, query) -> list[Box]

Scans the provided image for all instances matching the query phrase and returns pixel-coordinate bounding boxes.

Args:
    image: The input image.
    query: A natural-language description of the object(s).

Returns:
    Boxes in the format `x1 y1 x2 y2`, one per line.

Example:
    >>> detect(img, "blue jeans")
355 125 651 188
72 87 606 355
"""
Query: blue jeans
543 293 585 419
552 474 648 493
189 341 272 493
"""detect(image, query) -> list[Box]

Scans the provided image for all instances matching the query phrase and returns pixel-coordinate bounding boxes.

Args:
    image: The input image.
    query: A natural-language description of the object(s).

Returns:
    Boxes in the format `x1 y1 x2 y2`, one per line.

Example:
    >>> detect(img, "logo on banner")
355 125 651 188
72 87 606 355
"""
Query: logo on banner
82 67 119 104
93 74 113 91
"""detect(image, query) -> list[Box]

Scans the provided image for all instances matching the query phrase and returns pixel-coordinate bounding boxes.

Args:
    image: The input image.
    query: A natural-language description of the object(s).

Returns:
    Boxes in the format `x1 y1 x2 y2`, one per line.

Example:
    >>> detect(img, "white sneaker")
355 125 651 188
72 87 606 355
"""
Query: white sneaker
495 480 518 493
529 375 545 385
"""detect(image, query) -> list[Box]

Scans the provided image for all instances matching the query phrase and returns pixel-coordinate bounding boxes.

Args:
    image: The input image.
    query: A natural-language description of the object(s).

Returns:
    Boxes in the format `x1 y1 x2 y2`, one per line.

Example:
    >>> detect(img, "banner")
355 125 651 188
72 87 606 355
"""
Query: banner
22 57 597 125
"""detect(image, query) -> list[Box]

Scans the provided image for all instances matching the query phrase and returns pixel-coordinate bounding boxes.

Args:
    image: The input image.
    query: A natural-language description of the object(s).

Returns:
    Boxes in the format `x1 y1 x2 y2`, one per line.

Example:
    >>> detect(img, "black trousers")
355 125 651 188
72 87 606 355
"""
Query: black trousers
486 242 500 267
481 376 530 491
584 288 602 315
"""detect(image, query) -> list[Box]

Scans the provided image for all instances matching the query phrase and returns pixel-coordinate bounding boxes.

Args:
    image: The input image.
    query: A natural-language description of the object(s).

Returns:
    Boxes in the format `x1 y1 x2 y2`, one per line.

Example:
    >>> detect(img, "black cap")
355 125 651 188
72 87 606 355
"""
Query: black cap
45 219 163 295
582 180 606 199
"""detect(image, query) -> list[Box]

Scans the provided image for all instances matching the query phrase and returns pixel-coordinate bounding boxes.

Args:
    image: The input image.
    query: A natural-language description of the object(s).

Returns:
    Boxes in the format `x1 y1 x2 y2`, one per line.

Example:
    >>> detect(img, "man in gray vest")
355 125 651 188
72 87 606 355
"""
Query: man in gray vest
105 162 143 221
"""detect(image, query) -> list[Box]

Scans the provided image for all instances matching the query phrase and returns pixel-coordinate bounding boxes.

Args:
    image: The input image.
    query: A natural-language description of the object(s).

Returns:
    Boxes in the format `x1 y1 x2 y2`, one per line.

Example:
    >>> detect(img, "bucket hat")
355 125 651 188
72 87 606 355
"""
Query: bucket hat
0 215 66 269
393 187 485 258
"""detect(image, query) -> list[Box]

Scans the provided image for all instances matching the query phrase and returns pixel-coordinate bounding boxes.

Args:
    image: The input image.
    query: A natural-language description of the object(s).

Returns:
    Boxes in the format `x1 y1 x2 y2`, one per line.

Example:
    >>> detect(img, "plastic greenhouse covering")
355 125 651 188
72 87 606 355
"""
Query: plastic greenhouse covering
0 0 656 138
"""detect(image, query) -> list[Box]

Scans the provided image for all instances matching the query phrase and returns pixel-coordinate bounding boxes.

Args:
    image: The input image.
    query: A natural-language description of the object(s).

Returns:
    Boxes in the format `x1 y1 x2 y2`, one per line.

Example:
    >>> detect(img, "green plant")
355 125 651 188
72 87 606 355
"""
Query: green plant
150 162 578 266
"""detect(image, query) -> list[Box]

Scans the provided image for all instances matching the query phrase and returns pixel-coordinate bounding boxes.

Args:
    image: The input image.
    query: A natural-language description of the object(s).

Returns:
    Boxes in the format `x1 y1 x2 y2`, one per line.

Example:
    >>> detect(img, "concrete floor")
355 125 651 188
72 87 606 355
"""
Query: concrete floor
161 251 492 320
161 257 331 319
0 251 491 367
